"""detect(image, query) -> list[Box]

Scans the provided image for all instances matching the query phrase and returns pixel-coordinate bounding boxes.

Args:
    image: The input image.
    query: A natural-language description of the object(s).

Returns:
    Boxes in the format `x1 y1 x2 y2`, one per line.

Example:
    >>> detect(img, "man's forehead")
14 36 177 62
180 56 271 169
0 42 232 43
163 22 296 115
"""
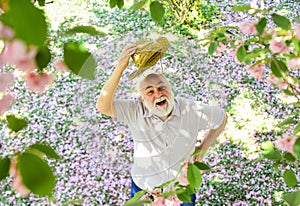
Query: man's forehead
141 76 167 90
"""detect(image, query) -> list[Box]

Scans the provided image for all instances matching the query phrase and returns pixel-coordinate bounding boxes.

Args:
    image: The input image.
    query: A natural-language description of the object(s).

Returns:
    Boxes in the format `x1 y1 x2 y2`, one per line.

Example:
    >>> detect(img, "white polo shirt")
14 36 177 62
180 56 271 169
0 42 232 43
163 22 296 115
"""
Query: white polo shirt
114 97 225 190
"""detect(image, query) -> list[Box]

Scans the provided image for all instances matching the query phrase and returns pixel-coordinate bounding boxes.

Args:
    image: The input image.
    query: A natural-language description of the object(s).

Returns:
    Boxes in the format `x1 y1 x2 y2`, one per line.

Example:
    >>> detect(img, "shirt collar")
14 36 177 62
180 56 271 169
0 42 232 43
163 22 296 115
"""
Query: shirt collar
142 98 180 118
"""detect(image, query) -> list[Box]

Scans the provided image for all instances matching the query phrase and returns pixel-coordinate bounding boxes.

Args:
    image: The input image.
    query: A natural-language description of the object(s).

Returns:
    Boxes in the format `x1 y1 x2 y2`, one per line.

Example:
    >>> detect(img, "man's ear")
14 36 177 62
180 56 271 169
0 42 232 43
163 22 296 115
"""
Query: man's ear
139 95 143 101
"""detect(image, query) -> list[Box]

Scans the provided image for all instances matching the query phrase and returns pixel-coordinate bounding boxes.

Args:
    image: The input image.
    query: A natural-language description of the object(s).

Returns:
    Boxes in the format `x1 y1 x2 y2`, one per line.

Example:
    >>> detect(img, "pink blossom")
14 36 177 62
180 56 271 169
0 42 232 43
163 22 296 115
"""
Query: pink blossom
266 76 280 84
150 188 162 196
277 81 288 90
269 37 289 54
228 48 237 57
0 39 37 73
239 22 257 35
165 195 182 206
25 72 55 93
152 196 165 206
177 175 188 186
53 59 68 72
294 24 300 41
0 22 14 39
275 135 296 155
182 162 189 175
9 158 17 177
12 174 30 197
215 42 226 56
248 64 264 80
15 55 37 73
0 93 15 114
286 58 300 69
235 40 244 47
0 71 14 92
266 76 289 90
9 159 30 197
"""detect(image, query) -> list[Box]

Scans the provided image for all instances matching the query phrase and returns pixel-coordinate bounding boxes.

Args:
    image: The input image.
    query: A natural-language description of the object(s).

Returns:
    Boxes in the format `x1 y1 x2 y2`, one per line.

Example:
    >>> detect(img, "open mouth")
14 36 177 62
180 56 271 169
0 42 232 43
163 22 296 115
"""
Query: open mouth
156 99 167 107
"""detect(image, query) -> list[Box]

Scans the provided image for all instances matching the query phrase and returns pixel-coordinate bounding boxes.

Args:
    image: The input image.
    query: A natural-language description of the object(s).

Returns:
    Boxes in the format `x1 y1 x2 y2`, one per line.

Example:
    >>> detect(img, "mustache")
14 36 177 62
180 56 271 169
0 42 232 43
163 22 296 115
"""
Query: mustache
154 96 168 105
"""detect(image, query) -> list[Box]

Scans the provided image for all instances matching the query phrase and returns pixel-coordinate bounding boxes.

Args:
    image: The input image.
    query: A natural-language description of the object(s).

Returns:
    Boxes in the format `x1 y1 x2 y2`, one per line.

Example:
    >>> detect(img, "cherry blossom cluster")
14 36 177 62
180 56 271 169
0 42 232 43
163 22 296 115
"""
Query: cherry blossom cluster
139 161 198 205
212 21 300 85
0 22 68 116
142 188 182 206
0 20 69 196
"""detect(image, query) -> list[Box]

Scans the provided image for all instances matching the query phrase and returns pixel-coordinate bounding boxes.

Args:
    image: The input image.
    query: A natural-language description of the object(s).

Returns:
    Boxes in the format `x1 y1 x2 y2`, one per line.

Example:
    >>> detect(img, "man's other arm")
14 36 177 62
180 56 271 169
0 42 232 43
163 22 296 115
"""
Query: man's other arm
194 113 228 162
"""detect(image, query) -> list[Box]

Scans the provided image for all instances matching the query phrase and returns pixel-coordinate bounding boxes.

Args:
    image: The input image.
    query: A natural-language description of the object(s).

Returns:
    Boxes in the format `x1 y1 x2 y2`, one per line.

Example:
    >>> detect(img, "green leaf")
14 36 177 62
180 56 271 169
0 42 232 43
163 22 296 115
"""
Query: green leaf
191 150 202 156
194 162 211 170
150 1 165 23
270 59 287 78
272 13 291 30
231 5 251 11
278 117 297 127
37 0 45 6
6 115 28 132
293 122 300 136
109 0 118 8
283 190 300 206
283 152 296 162
263 149 282 161
187 164 202 189
208 42 218 56
283 169 297 187
0 157 10 181
237 46 247 62
273 162 279 173
161 190 177 199
126 190 147 202
131 0 148 10
256 18 267 35
63 26 105 37
36 46 51 70
294 138 300 159
244 51 261 59
117 0 124 9
261 141 274 151
63 42 96 80
283 89 294 96
18 153 55 196
177 191 192 203
293 39 300 53
8 0 47 46
27 143 60 159
124 199 151 206
294 102 300 108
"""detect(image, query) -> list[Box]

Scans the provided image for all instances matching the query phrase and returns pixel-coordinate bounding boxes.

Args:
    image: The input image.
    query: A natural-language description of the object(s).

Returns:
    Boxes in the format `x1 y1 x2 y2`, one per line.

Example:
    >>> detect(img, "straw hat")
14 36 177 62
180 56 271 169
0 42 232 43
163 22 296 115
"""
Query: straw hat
129 37 169 80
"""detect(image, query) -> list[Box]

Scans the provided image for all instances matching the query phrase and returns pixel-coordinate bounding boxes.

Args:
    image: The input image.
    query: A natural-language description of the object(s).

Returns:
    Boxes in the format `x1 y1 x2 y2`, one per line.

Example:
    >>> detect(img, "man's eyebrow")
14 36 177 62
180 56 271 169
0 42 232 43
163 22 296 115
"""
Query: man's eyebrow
144 81 165 90
145 85 153 90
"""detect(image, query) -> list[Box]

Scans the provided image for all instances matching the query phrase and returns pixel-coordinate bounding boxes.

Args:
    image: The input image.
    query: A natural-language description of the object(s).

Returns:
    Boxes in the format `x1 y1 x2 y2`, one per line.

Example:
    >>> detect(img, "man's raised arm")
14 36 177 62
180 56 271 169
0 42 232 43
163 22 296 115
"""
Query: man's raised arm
96 44 137 117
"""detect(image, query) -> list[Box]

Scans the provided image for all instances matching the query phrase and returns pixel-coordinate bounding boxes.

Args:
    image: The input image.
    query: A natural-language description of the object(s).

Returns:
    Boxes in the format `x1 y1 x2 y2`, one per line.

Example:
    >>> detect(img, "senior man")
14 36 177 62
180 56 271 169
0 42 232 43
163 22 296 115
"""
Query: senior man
96 44 227 205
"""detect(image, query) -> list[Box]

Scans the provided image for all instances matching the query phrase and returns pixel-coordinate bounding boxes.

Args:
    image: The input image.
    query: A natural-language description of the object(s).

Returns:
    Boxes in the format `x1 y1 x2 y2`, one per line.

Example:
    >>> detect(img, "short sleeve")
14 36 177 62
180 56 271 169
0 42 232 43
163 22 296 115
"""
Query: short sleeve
114 98 139 124
191 101 225 130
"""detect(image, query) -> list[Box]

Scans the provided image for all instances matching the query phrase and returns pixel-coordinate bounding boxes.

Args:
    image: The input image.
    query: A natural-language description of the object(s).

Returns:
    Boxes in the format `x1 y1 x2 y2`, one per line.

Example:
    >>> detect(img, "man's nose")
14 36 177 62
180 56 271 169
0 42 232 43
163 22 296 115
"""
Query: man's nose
154 89 162 97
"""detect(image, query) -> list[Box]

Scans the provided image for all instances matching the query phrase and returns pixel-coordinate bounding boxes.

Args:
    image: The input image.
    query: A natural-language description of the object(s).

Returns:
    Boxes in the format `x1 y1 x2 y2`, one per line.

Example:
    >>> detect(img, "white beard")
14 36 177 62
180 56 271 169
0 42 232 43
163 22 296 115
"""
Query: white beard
143 94 175 118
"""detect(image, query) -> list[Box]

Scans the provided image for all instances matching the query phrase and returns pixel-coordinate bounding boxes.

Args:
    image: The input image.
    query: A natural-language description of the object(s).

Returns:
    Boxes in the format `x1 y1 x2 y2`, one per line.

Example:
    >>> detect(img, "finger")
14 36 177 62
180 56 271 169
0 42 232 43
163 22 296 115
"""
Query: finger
123 44 137 52
124 46 137 57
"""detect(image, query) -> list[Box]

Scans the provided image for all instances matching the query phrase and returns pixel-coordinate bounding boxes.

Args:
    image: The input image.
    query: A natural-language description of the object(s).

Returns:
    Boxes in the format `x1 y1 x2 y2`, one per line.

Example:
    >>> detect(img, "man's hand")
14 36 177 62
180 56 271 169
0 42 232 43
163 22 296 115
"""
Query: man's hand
116 44 137 71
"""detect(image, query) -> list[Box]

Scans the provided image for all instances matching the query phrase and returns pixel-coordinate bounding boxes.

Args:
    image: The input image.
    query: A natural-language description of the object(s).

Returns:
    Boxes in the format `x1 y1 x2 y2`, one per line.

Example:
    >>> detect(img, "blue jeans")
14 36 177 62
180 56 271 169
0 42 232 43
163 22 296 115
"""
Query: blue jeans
130 179 196 206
